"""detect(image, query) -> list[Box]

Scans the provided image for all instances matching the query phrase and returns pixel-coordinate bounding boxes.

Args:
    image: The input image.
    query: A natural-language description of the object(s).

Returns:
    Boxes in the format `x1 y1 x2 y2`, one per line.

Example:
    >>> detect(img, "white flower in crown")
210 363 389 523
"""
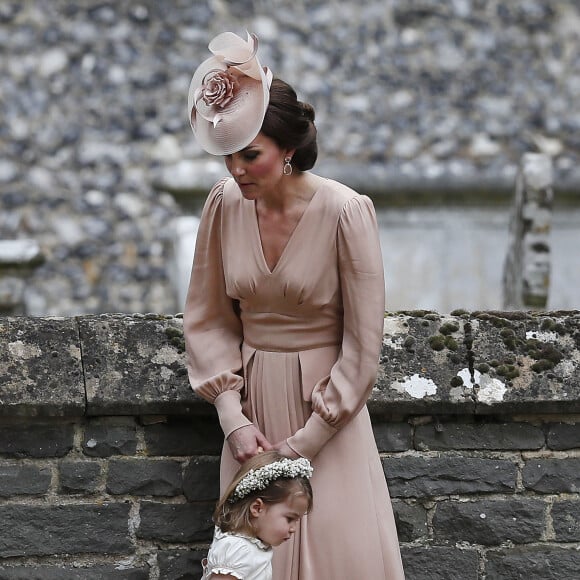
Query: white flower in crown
231 458 313 502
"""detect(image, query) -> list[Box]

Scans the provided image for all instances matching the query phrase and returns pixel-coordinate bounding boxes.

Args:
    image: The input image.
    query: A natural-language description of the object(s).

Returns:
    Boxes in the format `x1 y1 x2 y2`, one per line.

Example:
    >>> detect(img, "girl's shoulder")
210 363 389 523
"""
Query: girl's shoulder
203 528 272 579
213 527 271 552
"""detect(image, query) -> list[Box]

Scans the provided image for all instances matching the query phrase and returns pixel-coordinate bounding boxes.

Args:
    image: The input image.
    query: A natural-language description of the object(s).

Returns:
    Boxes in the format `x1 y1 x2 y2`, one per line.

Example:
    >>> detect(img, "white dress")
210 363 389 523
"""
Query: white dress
202 527 273 580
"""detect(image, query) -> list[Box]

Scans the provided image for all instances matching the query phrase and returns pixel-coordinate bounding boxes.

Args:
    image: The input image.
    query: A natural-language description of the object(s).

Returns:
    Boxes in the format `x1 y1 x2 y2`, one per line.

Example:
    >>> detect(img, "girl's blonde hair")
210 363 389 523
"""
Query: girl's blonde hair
214 451 313 535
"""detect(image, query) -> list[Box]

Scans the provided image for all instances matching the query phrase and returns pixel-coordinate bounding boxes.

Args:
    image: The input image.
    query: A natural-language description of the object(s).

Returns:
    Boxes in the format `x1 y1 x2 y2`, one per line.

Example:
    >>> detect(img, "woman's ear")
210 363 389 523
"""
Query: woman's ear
249 498 265 517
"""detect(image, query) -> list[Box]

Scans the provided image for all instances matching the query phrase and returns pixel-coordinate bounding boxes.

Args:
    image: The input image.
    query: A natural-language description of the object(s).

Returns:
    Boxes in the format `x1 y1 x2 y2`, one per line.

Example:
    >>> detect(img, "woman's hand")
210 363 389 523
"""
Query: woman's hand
273 440 300 459
227 424 272 463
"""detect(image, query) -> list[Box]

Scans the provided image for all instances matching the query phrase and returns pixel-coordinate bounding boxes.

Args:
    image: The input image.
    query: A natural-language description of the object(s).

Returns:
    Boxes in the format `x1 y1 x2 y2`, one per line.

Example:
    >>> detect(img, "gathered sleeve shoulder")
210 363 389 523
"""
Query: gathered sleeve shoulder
204 535 254 579
183 178 252 438
287 193 385 459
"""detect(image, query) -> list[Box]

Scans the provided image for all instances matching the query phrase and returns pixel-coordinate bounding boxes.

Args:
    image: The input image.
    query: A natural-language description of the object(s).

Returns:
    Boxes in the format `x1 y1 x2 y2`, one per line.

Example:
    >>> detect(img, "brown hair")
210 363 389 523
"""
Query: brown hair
214 451 313 535
260 78 318 171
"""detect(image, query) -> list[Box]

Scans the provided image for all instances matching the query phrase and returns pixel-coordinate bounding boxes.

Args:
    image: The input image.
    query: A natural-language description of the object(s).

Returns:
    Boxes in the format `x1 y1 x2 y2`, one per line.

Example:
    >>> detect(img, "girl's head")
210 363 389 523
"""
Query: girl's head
214 451 313 546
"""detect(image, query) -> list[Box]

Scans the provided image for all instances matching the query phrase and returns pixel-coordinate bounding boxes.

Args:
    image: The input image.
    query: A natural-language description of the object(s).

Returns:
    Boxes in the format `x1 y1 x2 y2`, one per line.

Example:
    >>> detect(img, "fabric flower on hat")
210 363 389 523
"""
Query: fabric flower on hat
187 31 273 155
199 70 239 109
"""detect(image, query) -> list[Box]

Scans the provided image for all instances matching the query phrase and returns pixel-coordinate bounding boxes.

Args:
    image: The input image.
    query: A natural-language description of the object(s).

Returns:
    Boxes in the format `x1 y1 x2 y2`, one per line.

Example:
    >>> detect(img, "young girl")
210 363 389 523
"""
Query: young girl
202 451 313 580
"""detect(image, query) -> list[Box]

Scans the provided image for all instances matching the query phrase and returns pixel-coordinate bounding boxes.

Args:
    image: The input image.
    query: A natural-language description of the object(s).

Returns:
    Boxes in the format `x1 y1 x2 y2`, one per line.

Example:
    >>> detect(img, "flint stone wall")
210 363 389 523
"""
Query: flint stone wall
2 1 580 316
0 311 579 579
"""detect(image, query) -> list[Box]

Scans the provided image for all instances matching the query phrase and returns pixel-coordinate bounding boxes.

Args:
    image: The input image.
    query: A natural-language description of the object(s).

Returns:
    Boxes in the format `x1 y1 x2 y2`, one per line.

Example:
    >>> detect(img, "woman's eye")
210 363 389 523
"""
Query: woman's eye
244 151 259 161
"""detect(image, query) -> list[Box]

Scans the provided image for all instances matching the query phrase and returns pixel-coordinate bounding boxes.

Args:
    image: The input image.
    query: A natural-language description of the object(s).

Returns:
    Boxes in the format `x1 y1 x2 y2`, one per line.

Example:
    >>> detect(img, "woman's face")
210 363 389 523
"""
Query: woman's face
224 133 290 200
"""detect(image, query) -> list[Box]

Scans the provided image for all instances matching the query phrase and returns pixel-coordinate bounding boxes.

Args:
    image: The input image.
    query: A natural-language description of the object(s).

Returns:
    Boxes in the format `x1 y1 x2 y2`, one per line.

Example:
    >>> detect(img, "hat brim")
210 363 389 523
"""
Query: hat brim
187 54 270 156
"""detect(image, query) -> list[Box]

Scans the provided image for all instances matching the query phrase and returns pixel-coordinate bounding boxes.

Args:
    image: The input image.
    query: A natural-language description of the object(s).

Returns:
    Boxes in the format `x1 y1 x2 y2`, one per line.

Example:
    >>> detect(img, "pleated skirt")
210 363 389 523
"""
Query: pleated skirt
219 348 405 579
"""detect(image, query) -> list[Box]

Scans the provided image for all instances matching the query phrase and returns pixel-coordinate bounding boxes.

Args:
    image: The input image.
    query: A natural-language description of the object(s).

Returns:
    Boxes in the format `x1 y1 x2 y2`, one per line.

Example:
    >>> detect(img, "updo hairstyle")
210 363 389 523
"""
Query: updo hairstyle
260 79 318 171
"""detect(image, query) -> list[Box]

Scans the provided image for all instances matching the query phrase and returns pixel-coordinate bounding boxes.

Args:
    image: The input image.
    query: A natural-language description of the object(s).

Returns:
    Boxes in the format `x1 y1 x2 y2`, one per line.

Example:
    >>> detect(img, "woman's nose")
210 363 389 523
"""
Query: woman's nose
231 161 245 176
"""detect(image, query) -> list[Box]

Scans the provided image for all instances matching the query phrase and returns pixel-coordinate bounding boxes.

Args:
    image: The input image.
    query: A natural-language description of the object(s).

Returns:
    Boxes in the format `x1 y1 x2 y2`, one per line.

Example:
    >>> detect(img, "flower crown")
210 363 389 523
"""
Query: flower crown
231 458 313 502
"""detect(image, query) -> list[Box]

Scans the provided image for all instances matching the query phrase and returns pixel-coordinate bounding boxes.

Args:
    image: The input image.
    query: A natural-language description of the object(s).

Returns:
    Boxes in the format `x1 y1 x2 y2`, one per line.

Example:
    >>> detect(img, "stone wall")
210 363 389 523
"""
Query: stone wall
0 312 579 579
1 1 580 316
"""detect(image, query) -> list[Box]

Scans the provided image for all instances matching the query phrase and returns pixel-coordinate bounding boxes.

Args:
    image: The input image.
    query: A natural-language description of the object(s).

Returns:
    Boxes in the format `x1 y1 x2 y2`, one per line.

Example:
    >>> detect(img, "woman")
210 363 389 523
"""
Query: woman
184 31 405 579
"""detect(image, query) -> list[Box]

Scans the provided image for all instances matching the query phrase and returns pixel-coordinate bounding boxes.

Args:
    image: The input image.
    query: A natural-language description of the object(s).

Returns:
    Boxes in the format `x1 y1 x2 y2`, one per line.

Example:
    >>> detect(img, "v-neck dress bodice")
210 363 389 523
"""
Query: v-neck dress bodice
221 182 343 352
184 177 405 580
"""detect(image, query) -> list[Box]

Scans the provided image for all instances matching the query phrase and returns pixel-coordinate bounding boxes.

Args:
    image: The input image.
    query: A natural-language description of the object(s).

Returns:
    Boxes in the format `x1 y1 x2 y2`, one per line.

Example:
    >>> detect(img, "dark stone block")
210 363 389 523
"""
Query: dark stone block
547 422 580 450
58 461 102 494
107 459 182 496
0 423 75 458
0 465 51 496
372 421 412 452
401 546 479 579
0 317 84 416
392 500 427 542
157 549 207 579
83 418 137 457
138 502 213 543
522 458 580 493
0 504 132 557
433 499 545 545
415 420 544 450
552 500 580 542
144 417 223 456
0 566 148 579
384 456 517 498
183 456 220 502
485 547 580 578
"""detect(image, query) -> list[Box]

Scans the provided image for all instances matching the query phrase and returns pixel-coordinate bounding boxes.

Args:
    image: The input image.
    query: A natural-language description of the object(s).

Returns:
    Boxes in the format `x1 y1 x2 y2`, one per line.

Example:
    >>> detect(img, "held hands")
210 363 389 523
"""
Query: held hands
273 439 300 459
226 425 272 463
226 426 300 462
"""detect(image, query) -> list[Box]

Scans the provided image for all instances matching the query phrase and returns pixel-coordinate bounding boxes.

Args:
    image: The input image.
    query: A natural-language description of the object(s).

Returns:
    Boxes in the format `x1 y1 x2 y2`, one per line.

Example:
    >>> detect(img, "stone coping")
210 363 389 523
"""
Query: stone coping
0 311 579 417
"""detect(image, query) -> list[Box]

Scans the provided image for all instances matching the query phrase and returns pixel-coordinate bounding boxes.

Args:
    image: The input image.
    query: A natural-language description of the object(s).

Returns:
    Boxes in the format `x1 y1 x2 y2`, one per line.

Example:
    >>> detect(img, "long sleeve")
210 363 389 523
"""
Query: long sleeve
183 179 253 438
287 195 385 459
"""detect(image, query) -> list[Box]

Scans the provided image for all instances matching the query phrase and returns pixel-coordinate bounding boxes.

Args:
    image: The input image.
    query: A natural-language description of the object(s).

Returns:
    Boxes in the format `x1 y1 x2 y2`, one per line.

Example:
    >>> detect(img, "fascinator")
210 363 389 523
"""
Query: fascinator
187 31 273 155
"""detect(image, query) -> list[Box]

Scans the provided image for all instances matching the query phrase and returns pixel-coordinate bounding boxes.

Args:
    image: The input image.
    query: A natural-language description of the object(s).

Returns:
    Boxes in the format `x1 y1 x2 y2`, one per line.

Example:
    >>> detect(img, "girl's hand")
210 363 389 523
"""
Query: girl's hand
272 440 300 459
227 425 272 463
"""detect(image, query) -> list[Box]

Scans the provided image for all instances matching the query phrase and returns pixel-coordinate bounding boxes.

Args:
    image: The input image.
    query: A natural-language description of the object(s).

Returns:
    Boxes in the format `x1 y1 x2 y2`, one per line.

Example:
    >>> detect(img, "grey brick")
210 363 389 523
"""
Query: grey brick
0 504 132 557
383 456 517 498
547 422 580 450
58 461 102 494
157 549 207 579
485 547 580 579
552 500 580 542
138 502 213 543
522 458 580 493
372 421 412 452
0 465 51 497
183 456 220 502
0 566 148 579
392 500 427 542
401 546 479 580
83 418 137 457
433 499 545 545
107 459 182 496
416 421 544 450
144 417 223 456
0 423 74 458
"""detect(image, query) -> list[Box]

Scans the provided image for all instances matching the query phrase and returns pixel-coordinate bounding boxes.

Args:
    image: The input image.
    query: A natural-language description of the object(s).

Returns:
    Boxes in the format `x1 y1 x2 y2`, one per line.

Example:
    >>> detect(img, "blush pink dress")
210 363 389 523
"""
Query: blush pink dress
184 176 405 579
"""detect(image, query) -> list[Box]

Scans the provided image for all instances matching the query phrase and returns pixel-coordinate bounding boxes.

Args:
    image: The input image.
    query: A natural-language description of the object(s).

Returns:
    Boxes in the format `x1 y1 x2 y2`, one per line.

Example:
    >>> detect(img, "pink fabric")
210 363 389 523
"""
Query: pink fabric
184 177 405 579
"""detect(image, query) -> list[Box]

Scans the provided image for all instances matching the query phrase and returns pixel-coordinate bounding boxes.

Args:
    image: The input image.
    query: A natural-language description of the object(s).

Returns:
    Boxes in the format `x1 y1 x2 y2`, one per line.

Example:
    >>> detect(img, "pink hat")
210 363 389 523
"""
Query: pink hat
187 32 273 156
